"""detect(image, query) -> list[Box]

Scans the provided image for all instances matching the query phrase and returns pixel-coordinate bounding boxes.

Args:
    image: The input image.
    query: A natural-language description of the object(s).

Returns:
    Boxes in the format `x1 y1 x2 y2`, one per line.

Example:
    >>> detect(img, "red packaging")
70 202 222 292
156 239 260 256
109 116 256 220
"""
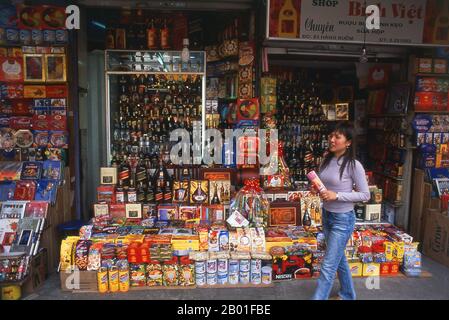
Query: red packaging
390 262 400 275
11 99 33 115
97 185 116 204
109 204 126 218
32 114 50 130
441 194 449 211
14 180 37 200
46 85 68 98
380 262 391 275
2 84 24 99
41 6 67 29
24 85 46 98
236 98 260 121
368 66 391 87
49 114 67 130
10 116 32 129
414 92 447 111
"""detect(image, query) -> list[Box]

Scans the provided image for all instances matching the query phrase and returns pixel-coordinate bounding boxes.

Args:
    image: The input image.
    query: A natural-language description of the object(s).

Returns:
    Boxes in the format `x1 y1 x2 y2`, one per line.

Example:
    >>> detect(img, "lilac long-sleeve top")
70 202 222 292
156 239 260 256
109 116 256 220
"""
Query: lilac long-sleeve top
318 157 371 213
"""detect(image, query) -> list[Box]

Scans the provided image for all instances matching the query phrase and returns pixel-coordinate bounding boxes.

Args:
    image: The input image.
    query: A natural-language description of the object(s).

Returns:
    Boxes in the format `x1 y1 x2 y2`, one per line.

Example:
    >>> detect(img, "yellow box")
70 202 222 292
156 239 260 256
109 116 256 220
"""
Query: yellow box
348 262 363 277
265 241 293 253
362 263 380 276
384 241 394 261
393 242 405 261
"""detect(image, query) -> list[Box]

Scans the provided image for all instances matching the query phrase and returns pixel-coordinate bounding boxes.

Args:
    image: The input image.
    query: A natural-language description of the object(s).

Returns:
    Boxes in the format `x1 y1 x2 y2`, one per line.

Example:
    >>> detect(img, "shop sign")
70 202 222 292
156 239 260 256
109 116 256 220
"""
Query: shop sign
267 0 449 46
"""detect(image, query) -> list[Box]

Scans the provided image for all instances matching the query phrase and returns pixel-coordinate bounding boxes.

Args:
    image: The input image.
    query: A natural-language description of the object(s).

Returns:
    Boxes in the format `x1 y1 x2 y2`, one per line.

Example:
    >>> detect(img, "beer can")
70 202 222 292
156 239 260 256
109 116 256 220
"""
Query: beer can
217 259 228 273
239 259 250 272
119 268 130 292
239 271 250 284
206 272 217 285
206 259 217 273
262 266 272 284
229 259 239 274
251 271 261 285
195 261 206 274
196 272 206 286
217 272 228 285
97 267 109 293
251 259 262 273
108 266 119 293
228 272 239 285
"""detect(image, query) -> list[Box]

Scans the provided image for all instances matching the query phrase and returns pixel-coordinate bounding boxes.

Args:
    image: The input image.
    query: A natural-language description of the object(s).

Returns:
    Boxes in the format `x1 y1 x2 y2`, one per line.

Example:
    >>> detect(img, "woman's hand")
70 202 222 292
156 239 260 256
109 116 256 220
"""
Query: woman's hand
320 190 338 201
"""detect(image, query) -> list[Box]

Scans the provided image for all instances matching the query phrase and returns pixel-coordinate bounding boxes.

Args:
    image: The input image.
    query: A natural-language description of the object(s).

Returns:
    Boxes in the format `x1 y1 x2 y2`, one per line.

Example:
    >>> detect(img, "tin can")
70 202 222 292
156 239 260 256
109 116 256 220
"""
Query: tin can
229 259 239 274
228 272 239 285
195 261 206 274
32 29 43 45
206 259 217 273
239 259 250 272
217 272 228 285
119 268 130 292
43 30 56 44
251 271 261 285
196 272 206 286
19 29 31 45
206 272 217 285
97 267 109 293
262 266 272 284
251 259 262 273
217 259 228 273
239 271 250 284
108 266 119 292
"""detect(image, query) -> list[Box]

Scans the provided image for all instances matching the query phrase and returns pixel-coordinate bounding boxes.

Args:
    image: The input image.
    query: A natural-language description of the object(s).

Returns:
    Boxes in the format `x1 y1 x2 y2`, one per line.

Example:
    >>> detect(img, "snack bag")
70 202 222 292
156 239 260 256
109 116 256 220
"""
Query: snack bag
87 243 103 271
75 240 92 271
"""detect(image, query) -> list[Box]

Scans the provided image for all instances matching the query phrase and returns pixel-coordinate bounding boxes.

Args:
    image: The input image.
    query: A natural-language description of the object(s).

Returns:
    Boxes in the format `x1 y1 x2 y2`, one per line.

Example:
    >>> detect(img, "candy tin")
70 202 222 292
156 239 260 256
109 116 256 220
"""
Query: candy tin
0 128 16 150
14 129 33 148
50 131 68 148
34 130 50 147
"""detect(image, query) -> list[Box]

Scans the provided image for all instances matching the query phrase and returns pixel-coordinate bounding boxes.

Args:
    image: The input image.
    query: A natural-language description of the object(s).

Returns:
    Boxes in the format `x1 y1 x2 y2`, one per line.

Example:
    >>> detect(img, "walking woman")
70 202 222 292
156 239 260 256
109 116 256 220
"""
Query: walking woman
312 123 370 300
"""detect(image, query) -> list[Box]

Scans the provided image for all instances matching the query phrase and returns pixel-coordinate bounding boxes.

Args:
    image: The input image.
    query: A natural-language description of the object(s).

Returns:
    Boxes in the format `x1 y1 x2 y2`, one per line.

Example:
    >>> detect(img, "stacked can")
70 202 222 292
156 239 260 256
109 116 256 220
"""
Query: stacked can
206 259 217 285
217 259 228 285
239 259 250 285
250 259 262 285
119 267 130 292
108 266 119 292
195 261 206 286
97 267 109 293
262 266 272 284
228 259 239 285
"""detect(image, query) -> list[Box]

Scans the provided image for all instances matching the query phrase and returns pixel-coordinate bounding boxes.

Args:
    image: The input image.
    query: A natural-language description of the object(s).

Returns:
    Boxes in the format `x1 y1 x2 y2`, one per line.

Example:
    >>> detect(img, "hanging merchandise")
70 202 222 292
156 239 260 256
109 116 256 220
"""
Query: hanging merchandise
262 142 292 189
229 179 270 228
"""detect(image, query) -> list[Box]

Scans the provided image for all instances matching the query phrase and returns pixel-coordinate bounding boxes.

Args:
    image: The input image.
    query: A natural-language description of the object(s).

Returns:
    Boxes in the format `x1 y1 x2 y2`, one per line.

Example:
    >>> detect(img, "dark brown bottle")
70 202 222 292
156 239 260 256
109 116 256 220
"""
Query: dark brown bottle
210 183 220 204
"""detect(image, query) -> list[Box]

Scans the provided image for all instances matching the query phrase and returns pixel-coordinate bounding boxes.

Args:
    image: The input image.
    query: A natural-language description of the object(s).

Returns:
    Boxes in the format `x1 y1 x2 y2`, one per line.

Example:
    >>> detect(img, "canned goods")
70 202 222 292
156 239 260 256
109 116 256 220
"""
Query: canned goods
43 30 56 43
195 261 206 274
206 259 217 273
251 272 261 285
217 259 228 273
97 267 109 293
262 266 272 284
229 259 239 274
228 273 239 285
251 259 262 273
206 272 217 285
108 266 119 292
6 29 19 43
32 30 43 46
239 271 250 284
239 259 250 272
217 272 228 285
196 272 206 286
19 30 31 45
119 268 130 292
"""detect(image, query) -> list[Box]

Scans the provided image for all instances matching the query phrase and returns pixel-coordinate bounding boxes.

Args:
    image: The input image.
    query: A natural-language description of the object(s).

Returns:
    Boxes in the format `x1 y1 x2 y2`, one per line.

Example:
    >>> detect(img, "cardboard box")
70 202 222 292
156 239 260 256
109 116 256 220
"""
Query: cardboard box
362 263 380 276
22 248 47 295
380 262 391 275
364 204 382 222
423 210 449 267
60 270 98 292
348 261 363 277
100 167 117 185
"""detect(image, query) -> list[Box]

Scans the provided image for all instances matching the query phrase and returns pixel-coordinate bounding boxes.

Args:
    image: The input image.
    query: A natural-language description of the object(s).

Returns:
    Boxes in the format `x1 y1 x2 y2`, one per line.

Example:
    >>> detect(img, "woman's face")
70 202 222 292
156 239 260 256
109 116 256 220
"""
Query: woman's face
328 130 351 154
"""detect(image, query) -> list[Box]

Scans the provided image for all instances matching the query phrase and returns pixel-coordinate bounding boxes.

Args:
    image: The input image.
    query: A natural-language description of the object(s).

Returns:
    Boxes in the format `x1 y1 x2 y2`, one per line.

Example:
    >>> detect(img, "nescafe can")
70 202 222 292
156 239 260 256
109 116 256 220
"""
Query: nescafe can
196 272 206 286
239 271 250 284
239 259 250 272
195 261 206 274
229 259 239 274
251 271 261 285
206 259 217 273
251 259 262 273
217 272 228 285
217 259 228 273
206 272 217 285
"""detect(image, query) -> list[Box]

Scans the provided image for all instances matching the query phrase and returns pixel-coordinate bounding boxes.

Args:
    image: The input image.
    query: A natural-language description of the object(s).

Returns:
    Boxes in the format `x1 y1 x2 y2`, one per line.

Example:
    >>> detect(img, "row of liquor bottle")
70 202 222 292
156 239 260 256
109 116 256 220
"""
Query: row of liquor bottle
109 157 226 205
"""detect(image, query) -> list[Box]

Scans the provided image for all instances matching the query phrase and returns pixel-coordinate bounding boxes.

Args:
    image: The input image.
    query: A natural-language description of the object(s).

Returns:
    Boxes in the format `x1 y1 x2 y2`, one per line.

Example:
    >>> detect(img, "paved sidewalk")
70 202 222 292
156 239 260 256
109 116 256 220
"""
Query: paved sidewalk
26 256 449 300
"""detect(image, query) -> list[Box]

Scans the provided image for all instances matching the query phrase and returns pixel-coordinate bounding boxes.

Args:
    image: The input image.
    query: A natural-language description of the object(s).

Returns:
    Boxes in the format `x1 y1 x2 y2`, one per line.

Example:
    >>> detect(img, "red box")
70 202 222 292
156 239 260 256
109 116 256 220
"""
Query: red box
442 194 449 211
109 204 126 218
46 85 68 98
414 92 447 111
97 185 116 204
390 262 400 275
10 116 32 129
380 262 391 275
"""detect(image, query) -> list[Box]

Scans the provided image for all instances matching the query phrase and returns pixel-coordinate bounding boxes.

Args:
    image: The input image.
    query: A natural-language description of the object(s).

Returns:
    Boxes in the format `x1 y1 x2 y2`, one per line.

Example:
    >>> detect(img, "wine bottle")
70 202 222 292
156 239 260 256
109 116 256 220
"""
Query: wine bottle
116 180 126 204
137 181 146 203
210 183 220 204
127 178 137 203
303 206 312 227
154 172 164 204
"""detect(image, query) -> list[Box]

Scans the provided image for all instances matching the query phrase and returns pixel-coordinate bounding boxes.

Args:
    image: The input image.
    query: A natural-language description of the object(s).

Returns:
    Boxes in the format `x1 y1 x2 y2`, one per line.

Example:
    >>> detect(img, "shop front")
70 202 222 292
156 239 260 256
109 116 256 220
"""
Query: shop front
0 0 448 300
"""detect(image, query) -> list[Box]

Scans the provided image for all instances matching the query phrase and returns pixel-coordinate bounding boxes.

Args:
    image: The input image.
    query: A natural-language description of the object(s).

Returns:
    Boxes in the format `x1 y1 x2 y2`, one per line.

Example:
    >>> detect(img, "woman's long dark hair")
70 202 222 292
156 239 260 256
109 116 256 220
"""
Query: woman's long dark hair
319 122 356 180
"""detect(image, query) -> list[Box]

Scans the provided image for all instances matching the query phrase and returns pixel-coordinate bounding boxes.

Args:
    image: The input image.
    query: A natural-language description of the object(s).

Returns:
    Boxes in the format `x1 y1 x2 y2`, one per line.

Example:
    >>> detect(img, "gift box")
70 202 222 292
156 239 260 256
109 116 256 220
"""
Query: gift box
362 263 380 276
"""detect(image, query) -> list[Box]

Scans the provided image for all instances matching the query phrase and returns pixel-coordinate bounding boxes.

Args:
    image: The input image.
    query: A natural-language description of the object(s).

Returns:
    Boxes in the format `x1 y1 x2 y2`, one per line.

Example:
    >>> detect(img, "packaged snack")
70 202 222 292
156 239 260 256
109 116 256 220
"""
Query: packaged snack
59 237 79 271
146 261 163 286
87 243 103 271
130 263 146 287
74 240 92 271
162 260 179 286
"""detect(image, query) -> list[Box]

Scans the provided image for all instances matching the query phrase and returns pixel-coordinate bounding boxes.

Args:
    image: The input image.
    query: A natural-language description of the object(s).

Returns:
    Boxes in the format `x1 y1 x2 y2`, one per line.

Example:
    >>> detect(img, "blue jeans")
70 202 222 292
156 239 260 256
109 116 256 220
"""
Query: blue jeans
312 209 356 300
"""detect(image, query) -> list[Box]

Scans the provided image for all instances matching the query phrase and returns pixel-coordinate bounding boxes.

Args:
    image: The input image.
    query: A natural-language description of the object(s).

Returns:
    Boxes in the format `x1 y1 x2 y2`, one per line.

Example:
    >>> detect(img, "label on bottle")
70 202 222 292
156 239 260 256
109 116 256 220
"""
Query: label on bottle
116 191 125 203
155 191 163 202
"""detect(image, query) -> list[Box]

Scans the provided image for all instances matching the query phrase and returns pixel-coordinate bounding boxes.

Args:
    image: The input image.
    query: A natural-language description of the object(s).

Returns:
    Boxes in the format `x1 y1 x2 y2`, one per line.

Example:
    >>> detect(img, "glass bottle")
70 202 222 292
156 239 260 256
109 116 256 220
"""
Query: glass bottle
303 206 312 227
210 183 221 204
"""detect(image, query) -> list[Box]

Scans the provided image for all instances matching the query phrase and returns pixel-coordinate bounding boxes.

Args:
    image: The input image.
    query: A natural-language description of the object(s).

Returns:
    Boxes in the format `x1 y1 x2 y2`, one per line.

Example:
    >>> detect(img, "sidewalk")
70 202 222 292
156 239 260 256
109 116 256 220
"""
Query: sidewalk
26 256 449 300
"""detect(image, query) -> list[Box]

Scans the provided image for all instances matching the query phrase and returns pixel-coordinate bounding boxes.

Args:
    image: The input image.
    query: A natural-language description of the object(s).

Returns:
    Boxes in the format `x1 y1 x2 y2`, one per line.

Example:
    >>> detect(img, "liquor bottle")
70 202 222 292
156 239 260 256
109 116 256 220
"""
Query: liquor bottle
135 159 147 184
192 181 207 203
146 179 155 203
163 183 172 203
160 19 170 49
137 181 146 203
154 172 164 204
127 178 137 203
118 158 131 187
302 206 312 227
106 28 115 49
146 18 157 49
210 183 221 204
116 180 126 204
